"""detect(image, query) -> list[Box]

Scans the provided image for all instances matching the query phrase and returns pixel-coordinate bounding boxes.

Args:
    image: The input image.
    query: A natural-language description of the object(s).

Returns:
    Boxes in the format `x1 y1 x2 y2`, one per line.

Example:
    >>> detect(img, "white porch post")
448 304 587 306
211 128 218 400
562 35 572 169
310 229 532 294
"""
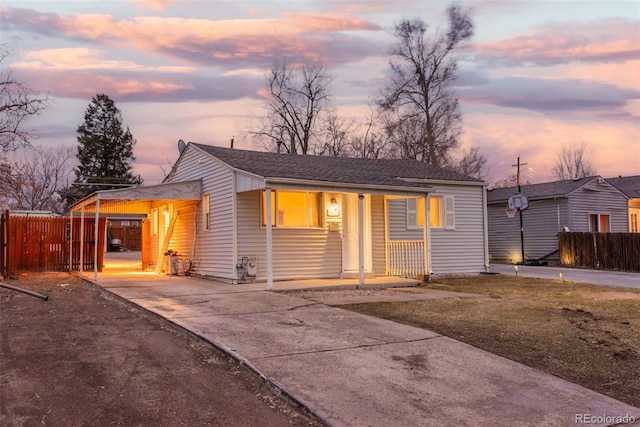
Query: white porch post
358 193 365 287
423 193 431 278
79 208 85 273
265 188 273 290
94 199 100 282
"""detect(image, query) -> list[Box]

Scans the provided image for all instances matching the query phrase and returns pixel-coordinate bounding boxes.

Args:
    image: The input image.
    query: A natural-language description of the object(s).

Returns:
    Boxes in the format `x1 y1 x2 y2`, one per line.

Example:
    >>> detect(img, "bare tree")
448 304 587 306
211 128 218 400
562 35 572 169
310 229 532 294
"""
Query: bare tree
552 141 596 180
377 6 473 167
250 60 331 155
349 109 391 159
452 146 488 180
1 47 48 154
492 174 531 189
0 145 74 214
314 112 354 157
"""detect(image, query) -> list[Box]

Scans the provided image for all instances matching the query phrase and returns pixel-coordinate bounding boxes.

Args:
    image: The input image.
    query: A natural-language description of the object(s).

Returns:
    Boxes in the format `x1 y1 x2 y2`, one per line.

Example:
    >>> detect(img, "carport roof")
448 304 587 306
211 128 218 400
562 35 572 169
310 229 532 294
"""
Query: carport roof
69 180 202 213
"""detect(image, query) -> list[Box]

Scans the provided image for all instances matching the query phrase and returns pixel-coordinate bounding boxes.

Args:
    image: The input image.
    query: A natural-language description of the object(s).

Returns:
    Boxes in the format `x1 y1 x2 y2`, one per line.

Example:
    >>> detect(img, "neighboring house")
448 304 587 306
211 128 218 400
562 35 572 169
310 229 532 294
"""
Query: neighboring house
486 176 629 264
607 175 640 233
70 143 489 286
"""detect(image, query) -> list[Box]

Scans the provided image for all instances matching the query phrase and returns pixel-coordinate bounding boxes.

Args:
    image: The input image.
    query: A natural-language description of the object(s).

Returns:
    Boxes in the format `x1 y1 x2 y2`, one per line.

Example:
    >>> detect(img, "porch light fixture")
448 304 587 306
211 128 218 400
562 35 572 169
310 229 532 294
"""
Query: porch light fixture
326 198 340 217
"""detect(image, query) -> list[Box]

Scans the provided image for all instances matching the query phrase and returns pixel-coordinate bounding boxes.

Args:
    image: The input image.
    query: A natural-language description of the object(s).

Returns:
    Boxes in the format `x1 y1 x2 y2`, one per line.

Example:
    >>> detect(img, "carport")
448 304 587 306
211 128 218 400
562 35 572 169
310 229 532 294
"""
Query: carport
68 180 202 281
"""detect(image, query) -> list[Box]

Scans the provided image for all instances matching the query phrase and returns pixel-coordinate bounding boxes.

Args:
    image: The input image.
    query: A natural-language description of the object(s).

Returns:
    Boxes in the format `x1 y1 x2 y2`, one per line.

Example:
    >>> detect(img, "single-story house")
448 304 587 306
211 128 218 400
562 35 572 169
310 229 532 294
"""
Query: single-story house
70 143 489 287
486 176 629 264
607 175 640 233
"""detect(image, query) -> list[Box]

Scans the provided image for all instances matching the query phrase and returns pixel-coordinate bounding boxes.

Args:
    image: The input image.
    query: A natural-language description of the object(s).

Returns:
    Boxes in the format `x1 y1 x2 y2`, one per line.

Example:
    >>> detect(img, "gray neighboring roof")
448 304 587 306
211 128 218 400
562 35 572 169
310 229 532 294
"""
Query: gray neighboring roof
487 176 603 203
192 143 483 189
607 175 640 198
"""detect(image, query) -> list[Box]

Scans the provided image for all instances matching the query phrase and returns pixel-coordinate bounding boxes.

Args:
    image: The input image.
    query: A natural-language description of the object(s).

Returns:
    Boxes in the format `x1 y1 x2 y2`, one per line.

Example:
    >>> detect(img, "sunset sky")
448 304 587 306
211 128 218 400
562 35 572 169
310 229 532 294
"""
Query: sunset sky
1 0 638 186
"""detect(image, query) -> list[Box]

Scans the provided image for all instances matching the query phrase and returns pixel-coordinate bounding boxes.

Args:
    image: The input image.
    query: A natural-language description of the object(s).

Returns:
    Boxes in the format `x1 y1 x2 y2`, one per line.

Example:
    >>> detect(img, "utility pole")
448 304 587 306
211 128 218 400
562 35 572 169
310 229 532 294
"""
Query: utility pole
512 157 527 264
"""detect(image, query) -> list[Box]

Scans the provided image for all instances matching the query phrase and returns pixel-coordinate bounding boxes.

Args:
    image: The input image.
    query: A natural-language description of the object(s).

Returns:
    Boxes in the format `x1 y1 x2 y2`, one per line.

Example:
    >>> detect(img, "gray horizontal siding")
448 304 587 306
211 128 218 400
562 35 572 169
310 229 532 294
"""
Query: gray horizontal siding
387 184 487 274
568 181 629 232
237 190 342 281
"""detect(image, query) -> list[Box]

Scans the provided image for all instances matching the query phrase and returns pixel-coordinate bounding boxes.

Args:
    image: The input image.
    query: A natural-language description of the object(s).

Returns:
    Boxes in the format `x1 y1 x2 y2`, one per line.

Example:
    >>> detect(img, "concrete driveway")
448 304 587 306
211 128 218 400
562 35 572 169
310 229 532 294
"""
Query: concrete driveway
488 264 640 289
86 271 639 427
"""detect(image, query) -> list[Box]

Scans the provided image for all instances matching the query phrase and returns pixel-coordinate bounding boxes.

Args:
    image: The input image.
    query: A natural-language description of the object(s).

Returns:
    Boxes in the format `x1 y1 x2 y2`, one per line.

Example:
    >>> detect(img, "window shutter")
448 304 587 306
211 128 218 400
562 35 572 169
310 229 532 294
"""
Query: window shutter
444 196 455 230
407 198 418 229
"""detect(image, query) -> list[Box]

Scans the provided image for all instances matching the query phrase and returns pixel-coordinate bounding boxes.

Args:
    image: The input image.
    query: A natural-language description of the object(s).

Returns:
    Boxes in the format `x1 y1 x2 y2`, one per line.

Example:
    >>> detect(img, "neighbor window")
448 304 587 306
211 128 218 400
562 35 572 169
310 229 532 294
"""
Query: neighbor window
589 213 610 233
407 195 454 230
151 208 158 236
121 220 130 227
630 210 639 233
203 194 210 230
261 190 322 228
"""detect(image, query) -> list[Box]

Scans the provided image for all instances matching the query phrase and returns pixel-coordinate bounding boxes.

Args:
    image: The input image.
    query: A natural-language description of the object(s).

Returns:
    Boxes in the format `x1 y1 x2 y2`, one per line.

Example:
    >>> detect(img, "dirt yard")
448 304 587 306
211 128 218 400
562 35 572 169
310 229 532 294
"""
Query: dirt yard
0 272 324 427
327 275 640 408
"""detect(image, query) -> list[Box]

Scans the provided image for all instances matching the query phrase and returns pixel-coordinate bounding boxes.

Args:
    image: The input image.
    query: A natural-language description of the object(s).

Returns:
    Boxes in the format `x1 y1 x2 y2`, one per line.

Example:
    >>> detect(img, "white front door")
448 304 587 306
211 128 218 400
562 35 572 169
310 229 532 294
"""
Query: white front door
342 194 372 272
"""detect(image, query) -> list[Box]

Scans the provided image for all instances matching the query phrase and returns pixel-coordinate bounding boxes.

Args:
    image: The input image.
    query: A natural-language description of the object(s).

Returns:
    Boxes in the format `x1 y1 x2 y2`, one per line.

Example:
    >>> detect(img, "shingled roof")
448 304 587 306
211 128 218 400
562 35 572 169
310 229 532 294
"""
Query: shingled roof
607 175 640 198
487 176 603 203
192 143 483 189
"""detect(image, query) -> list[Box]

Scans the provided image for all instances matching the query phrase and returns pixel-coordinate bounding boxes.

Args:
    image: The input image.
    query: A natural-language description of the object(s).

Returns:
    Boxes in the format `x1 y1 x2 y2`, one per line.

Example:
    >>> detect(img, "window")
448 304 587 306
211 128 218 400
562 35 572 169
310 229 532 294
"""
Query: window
151 209 158 236
589 213 610 233
261 190 322 228
121 220 130 227
203 194 210 230
630 210 639 233
131 221 140 227
407 195 454 230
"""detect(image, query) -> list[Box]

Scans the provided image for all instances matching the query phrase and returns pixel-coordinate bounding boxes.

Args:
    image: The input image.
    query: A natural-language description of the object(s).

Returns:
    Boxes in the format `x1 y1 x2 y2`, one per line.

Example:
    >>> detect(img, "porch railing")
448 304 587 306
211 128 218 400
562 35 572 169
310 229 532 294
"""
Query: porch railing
386 240 425 277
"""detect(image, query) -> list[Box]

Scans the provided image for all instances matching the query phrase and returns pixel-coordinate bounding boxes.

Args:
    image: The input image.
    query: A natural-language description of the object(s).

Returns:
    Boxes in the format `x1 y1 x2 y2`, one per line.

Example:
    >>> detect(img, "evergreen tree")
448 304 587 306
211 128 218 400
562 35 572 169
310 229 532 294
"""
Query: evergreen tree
62 94 142 207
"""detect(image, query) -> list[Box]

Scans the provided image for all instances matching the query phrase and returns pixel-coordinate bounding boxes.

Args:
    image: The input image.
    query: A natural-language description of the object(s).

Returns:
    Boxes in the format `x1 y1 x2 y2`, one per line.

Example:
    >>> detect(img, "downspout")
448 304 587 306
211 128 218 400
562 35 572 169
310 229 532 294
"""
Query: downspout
266 188 273 290
358 193 365 287
482 185 490 272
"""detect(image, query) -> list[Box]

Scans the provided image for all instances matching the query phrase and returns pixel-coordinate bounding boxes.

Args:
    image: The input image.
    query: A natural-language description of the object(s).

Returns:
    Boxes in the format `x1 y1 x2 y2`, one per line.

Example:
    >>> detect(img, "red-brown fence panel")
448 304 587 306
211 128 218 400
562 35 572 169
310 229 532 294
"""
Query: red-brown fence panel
1 215 106 275
559 232 640 272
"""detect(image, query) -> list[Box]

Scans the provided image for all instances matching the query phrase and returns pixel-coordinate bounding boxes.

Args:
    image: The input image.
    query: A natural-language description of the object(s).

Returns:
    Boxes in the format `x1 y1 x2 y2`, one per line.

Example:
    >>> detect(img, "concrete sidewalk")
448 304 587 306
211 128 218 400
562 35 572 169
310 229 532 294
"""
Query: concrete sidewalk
88 272 639 426
489 264 640 290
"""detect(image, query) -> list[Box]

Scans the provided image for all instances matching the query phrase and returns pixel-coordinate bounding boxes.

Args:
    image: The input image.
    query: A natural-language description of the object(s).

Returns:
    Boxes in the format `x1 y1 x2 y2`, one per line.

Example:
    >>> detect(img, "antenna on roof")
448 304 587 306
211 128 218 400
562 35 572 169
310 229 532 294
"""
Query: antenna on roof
178 139 186 154
230 136 234 149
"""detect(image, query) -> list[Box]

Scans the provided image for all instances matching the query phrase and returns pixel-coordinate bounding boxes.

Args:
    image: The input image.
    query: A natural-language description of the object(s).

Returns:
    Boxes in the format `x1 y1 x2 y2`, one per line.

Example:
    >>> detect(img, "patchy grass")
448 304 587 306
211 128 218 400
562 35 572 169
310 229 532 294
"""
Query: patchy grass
343 275 640 407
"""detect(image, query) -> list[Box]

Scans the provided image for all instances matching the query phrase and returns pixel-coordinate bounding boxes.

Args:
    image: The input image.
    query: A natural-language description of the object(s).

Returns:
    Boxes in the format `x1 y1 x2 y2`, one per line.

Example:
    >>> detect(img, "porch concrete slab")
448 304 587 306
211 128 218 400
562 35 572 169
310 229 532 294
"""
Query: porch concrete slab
86 274 640 426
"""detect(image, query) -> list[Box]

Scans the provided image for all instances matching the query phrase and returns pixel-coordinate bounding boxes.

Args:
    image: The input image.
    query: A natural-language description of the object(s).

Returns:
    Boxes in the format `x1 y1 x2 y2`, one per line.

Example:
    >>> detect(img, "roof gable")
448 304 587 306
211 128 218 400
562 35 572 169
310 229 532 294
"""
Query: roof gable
191 143 483 189
607 175 640 198
487 176 605 203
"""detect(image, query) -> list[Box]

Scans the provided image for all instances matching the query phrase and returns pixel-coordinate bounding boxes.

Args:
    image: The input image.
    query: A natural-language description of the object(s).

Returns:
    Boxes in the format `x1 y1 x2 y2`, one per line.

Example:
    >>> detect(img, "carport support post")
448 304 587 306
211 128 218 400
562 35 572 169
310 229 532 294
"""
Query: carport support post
69 210 73 272
358 193 364 287
94 199 100 282
80 208 85 273
266 188 273 290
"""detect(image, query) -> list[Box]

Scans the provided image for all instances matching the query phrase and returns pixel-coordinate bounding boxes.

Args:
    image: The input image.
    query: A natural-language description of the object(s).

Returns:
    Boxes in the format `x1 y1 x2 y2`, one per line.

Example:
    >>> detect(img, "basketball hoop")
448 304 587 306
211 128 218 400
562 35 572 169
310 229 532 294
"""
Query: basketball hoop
505 208 518 218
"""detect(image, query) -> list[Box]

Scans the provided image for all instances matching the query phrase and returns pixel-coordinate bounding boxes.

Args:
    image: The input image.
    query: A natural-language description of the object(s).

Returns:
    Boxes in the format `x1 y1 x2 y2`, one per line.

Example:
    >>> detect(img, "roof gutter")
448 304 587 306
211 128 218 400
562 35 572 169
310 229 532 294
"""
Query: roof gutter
264 177 433 196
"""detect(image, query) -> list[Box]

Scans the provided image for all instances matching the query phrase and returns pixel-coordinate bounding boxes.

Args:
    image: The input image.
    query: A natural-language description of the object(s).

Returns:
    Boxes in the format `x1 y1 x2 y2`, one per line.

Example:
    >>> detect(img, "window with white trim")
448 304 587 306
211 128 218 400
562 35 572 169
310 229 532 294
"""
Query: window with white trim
203 193 210 230
151 208 158 236
630 209 639 233
261 190 322 228
589 213 610 233
407 195 454 230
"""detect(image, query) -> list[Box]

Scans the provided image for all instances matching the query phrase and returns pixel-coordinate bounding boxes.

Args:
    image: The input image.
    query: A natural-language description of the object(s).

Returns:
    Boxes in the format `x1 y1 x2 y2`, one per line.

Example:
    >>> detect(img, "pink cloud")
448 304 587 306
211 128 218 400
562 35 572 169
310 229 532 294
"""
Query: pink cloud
283 12 382 31
1 7 382 67
474 18 640 66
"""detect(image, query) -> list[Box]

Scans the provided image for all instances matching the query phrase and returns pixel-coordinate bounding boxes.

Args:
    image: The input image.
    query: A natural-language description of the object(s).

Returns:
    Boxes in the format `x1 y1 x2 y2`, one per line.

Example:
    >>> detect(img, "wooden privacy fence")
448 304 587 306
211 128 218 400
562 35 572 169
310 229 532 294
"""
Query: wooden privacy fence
0 211 106 277
558 232 640 272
